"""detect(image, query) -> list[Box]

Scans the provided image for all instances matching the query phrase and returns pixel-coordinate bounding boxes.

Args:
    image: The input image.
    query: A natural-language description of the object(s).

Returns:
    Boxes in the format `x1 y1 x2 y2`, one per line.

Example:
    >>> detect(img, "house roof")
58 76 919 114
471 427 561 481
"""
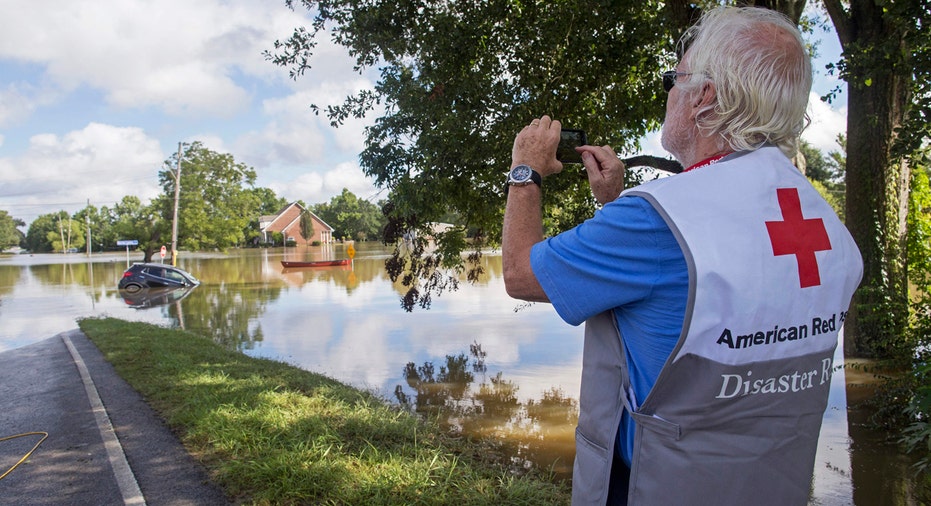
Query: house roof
259 202 335 232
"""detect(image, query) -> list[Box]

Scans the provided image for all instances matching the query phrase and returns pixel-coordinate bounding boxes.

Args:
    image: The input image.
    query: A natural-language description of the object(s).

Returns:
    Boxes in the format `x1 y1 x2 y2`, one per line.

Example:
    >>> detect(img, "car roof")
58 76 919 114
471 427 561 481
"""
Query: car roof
130 262 194 273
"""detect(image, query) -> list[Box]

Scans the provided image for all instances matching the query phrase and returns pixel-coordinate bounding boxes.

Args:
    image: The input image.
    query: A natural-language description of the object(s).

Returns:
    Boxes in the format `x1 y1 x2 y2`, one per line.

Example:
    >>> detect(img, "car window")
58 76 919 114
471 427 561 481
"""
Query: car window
166 270 185 282
142 267 167 278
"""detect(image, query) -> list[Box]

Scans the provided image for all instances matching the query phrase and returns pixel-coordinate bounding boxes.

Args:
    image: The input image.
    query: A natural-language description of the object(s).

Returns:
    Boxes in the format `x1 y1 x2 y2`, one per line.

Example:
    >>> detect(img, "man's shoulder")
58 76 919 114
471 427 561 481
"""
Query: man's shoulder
603 193 670 228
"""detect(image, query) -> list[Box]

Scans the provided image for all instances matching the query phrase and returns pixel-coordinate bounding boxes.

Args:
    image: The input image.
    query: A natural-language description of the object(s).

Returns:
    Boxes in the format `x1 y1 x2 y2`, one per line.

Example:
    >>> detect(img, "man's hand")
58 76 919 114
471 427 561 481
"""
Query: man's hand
511 115 563 177
579 145 625 205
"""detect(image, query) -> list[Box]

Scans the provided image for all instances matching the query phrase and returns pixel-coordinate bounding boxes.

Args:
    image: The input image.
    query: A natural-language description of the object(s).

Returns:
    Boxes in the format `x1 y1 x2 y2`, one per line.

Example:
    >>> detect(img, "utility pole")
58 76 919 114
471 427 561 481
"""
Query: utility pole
58 215 65 254
86 199 91 257
170 142 183 266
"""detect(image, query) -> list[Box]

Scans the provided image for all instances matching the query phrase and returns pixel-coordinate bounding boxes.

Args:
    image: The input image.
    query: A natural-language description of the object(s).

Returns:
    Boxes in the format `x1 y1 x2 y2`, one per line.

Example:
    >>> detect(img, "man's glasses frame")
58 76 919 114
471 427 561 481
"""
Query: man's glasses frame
662 71 693 92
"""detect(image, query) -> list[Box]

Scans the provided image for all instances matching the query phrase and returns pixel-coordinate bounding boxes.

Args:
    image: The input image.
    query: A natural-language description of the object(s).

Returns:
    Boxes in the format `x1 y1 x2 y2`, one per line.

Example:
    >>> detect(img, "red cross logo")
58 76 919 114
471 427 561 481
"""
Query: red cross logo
765 188 832 288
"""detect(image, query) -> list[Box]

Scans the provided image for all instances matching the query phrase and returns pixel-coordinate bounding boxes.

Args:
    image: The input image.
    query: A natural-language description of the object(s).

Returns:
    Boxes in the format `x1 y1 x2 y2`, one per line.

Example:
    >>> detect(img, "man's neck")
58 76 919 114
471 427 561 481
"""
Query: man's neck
679 136 730 169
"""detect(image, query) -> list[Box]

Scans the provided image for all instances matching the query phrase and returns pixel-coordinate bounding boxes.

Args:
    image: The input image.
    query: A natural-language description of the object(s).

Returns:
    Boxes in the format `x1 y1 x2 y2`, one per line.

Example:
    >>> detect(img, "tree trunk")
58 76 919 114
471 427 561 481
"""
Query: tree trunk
739 0 808 25
831 0 912 358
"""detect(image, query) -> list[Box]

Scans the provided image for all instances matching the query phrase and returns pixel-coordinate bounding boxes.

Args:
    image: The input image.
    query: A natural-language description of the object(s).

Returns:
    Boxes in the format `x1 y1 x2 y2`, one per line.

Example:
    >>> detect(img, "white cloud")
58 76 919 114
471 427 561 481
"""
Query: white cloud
803 91 847 153
636 130 668 159
0 0 387 220
0 0 328 118
270 160 379 205
0 123 164 223
231 76 376 169
235 90 328 166
0 84 36 128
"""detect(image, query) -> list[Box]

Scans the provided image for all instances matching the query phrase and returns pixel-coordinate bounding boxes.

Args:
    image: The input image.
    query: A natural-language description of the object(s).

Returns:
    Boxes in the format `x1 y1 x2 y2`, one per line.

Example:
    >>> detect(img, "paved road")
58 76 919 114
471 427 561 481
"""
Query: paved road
0 329 229 505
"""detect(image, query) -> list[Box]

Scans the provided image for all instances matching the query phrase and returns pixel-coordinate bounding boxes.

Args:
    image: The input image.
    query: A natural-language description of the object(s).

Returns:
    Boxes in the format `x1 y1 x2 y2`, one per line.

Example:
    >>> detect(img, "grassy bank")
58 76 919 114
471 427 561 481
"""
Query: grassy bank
78 317 570 505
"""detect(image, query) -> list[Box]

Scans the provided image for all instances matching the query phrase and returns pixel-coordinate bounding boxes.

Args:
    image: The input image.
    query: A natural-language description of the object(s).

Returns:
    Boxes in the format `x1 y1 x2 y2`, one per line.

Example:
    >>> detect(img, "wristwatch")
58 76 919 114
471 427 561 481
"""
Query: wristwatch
506 164 541 190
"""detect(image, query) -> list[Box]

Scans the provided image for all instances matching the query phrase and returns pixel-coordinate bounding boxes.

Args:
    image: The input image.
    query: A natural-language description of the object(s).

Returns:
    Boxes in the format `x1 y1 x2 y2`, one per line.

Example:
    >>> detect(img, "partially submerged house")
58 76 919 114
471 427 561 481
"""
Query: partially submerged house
258 202 335 245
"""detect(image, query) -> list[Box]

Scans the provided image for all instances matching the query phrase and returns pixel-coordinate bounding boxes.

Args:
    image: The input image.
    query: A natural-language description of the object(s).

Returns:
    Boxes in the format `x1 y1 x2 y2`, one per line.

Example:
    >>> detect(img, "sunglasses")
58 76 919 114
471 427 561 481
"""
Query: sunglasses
662 71 693 92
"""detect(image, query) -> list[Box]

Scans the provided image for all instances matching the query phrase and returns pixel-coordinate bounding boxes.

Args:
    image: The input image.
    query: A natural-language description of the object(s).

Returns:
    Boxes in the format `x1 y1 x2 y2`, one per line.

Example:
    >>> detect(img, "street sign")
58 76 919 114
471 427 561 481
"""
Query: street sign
347 243 356 259
160 246 167 258
117 239 138 268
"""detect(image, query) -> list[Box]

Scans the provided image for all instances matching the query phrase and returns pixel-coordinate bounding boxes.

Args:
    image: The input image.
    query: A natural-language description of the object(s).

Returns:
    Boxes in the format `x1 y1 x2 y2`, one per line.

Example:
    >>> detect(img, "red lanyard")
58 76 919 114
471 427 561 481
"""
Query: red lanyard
683 153 730 172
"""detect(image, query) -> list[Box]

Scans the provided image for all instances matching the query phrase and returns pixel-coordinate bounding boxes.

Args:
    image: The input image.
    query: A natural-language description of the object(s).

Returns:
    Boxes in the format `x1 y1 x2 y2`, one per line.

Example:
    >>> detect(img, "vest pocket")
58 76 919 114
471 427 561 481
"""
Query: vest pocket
627 413 682 504
630 412 681 439
573 428 611 505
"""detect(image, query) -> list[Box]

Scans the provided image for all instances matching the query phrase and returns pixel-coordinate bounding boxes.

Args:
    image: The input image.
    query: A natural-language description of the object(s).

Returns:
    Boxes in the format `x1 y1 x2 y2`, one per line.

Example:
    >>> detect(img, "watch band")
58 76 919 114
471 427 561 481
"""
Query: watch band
504 169 541 195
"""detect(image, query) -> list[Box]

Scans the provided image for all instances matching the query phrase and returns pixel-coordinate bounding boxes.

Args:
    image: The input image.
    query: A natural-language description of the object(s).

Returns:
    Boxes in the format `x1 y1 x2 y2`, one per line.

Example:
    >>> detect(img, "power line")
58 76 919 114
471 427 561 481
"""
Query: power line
0 174 160 199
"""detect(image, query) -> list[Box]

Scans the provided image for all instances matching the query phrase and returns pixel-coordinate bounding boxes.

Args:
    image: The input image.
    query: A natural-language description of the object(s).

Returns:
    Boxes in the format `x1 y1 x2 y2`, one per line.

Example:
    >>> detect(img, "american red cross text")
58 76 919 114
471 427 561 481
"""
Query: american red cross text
765 188 832 288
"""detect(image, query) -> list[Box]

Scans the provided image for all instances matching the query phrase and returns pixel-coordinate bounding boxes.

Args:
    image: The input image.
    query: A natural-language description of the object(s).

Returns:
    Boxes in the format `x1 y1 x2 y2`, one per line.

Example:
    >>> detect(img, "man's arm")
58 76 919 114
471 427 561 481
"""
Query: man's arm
502 117 627 301
502 116 563 302
503 182 548 301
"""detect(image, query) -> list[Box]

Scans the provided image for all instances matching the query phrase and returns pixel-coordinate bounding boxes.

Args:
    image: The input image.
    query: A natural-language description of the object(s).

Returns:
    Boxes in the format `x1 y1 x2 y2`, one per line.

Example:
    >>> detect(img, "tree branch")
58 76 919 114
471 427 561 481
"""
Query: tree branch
622 155 684 174
739 0 808 26
821 0 851 48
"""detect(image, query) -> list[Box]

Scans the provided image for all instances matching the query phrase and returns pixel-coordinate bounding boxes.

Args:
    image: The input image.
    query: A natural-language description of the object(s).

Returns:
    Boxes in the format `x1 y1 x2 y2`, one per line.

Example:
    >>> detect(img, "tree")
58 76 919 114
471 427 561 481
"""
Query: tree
156 142 261 251
25 211 86 253
271 0 675 307
246 187 289 244
312 188 386 241
299 210 316 244
25 212 68 253
49 214 85 253
251 187 290 216
800 138 846 219
0 211 24 251
821 0 931 357
72 204 109 253
108 196 166 261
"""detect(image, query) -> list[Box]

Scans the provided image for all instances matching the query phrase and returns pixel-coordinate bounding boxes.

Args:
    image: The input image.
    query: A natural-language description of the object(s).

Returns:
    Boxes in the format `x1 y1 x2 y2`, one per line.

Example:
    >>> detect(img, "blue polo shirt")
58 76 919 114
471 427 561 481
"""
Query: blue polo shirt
529 195 688 466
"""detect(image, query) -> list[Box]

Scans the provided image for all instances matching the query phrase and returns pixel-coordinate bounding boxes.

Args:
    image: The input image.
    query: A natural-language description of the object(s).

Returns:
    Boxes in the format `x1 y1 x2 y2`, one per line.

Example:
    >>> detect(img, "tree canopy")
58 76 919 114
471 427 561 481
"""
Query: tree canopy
312 188 386 241
0 211 24 251
24 211 84 253
271 0 682 230
821 0 931 355
270 0 682 308
156 142 262 252
108 196 166 260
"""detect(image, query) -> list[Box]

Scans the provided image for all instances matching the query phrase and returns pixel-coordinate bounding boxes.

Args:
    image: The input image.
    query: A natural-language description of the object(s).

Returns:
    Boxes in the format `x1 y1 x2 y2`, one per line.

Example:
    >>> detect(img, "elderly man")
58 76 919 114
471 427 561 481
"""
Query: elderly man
502 6 863 506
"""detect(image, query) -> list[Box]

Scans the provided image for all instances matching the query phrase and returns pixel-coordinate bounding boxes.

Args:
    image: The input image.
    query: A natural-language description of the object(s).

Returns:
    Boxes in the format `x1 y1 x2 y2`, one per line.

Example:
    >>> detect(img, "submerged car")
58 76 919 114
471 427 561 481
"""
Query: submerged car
118 263 200 292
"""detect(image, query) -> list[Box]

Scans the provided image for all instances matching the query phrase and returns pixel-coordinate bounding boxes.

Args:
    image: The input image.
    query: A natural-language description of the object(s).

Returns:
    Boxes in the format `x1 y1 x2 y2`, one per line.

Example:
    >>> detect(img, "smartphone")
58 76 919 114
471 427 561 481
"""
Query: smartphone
556 129 587 164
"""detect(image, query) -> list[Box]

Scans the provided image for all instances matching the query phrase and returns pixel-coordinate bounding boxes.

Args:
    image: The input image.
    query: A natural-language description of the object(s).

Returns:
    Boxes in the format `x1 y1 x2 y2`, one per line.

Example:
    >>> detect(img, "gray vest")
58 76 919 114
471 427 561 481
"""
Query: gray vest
571 148 863 505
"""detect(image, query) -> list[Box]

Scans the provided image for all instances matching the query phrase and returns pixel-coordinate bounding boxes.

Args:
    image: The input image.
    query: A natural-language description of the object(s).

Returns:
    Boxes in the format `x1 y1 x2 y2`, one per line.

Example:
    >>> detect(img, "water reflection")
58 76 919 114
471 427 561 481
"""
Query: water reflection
844 364 929 505
0 245 923 504
395 341 578 479
120 286 197 309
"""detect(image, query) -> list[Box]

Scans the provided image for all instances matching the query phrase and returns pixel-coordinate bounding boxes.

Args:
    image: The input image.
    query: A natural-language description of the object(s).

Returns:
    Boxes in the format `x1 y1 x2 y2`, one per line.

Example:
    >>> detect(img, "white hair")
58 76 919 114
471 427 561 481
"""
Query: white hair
677 7 812 158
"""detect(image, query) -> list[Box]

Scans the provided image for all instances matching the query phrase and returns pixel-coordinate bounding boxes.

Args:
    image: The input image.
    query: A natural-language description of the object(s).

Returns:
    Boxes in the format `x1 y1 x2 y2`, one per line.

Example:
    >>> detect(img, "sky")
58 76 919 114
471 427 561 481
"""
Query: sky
0 1 848 228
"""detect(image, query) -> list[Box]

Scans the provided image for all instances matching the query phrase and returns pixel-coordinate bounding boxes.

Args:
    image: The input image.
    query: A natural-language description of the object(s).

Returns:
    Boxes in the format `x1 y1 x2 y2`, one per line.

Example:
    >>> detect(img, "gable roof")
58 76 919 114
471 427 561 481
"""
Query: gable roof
259 202 335 233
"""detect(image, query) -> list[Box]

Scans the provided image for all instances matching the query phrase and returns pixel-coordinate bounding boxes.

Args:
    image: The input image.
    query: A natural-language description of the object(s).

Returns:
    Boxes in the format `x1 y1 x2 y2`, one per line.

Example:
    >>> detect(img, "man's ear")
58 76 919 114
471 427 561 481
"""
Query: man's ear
693 81 716 109
690 81 717 121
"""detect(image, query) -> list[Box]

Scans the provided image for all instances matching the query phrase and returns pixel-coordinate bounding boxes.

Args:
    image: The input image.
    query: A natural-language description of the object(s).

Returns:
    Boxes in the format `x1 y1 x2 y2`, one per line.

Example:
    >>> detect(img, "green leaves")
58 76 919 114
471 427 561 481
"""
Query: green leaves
0 211 24 251
312 188 386 241
270 0 677 305
158 142 261 251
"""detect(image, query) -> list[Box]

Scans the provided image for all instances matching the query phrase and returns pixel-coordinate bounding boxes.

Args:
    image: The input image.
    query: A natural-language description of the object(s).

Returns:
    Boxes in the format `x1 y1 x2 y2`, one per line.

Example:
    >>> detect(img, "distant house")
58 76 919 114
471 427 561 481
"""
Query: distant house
258 202 335 244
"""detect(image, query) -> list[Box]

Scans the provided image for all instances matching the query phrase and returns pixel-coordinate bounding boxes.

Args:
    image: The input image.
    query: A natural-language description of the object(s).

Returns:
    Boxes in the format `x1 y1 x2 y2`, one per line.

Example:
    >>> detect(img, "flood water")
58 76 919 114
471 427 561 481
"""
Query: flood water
0 244 922 504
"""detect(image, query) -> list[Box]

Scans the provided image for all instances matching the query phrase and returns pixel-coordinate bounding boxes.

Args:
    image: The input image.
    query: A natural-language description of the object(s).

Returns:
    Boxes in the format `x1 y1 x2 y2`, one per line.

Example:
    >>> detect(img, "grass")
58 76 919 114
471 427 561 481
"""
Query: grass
78 317 571 505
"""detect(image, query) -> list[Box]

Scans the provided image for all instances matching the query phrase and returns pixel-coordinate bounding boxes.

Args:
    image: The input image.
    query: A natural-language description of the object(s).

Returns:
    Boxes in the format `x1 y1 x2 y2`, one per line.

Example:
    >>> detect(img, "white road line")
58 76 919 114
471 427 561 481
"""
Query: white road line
62 333 146 506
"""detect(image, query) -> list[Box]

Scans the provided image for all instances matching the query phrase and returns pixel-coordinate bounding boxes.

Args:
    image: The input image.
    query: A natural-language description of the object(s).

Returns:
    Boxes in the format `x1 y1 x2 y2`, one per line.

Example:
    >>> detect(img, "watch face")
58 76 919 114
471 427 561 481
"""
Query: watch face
510 165 532 182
